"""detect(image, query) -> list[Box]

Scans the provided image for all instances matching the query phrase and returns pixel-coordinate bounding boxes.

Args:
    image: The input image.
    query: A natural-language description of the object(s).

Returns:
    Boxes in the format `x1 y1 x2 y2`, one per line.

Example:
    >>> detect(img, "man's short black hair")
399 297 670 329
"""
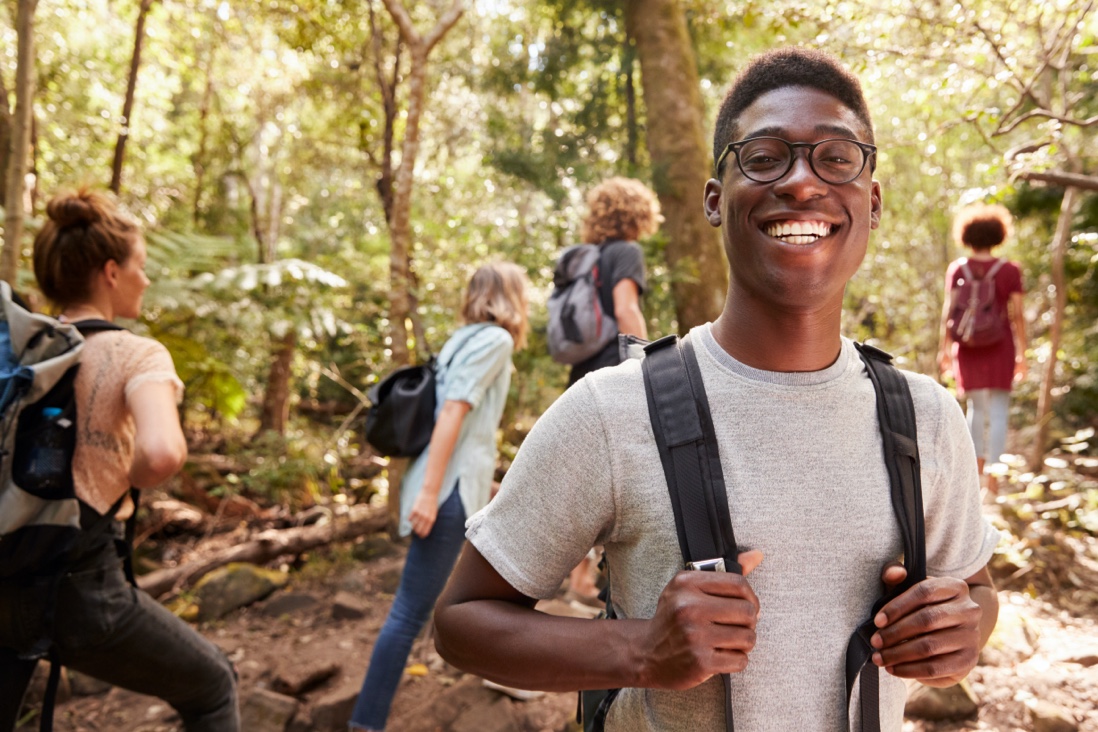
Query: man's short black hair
713 47 875 173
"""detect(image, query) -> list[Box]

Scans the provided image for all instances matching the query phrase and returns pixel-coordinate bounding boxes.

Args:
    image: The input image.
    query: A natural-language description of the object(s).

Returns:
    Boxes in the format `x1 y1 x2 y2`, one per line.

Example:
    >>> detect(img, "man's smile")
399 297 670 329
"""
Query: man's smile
762 219 838 245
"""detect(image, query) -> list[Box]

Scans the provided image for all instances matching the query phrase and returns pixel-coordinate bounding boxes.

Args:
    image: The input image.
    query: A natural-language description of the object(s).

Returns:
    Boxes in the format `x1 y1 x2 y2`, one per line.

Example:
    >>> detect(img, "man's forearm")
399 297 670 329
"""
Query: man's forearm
434 599 646 692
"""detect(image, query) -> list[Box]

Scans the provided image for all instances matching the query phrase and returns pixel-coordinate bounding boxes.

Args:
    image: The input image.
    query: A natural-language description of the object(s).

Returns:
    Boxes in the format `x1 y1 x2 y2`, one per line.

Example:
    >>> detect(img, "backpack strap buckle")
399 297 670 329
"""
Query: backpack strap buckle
687 557 727 572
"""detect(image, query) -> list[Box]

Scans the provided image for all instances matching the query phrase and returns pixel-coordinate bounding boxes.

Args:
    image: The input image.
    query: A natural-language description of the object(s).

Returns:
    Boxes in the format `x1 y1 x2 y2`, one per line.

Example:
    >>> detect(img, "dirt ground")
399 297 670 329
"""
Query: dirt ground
21 517 1098 732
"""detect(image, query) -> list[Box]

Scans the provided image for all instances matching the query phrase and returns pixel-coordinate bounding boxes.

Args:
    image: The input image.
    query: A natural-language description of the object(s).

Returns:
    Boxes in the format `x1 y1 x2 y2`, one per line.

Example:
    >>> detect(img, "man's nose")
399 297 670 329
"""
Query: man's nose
772 152 827 200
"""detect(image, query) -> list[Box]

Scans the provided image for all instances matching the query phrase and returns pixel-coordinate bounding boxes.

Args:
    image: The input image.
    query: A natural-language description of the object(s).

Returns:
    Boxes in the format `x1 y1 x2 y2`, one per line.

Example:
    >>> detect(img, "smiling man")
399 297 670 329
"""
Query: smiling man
433 48 999 731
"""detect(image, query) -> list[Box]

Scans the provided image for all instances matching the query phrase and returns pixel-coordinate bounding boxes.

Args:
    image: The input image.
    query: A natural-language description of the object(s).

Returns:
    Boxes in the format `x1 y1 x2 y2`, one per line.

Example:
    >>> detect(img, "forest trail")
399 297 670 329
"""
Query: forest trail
22 525 1098 732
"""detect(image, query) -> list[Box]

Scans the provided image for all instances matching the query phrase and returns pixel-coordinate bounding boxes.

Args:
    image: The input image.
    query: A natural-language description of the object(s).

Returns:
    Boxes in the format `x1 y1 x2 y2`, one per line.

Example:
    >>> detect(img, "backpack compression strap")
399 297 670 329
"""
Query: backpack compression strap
642 333 737 732
847 343 927 732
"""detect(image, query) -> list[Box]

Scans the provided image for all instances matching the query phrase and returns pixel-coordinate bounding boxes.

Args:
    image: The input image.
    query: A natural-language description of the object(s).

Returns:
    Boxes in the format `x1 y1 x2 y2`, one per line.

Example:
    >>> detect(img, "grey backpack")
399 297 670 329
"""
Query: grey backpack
547 244 617 365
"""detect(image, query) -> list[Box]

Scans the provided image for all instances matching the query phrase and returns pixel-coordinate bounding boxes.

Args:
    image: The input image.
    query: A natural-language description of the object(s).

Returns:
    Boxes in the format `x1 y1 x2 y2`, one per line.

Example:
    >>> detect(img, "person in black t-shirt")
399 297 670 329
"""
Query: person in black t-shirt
567 177 661 387
565 178 661 600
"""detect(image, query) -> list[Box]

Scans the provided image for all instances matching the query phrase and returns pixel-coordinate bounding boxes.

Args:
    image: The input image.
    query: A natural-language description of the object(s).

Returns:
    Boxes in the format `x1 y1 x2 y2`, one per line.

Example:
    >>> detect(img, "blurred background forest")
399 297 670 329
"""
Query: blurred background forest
1 0 1096 516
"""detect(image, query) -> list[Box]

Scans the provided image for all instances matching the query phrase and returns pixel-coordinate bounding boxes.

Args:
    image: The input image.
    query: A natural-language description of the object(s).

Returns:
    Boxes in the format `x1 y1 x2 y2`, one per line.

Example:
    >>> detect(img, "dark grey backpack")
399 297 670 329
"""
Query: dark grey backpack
547 244 618 365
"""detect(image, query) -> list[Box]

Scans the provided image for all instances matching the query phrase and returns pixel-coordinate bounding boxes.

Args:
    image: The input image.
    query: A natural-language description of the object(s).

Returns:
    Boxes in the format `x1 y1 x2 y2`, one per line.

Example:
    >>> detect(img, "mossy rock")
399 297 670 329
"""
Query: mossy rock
189 563 290 621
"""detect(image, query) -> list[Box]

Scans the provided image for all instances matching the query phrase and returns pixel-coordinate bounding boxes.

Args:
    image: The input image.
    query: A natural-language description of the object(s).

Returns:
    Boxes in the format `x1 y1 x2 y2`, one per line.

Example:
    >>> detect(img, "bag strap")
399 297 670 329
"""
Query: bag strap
71 319 126 336
641 332 737 732
440 323 492 371
846 342 926 732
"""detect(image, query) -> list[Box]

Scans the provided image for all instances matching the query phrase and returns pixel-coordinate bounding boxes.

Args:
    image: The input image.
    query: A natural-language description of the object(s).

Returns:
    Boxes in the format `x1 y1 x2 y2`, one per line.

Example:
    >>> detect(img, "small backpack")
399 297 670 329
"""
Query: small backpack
580 334 925 732
365 325 489 457
947 258 1008 348
547 244 617 365
0 282 129 731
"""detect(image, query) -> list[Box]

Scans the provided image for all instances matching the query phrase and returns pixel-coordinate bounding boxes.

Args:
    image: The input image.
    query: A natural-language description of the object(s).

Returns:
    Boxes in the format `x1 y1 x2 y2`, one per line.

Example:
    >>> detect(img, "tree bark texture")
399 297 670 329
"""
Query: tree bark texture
110 0 156 194
1031 186 1079 468
0 70 11 206
1 0 38 286
622 0 727 331
257 329 297 436
379 0 464 366
138 503 390 598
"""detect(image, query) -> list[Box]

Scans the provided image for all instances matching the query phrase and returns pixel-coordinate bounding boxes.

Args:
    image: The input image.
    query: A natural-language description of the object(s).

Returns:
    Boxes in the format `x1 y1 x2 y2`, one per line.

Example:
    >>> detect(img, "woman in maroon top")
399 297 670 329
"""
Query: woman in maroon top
938 204 1027 494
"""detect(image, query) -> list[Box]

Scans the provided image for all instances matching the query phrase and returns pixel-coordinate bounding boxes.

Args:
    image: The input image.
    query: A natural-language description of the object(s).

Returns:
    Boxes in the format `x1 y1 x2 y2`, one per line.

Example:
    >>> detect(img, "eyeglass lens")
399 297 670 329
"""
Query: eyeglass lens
737 139 867 184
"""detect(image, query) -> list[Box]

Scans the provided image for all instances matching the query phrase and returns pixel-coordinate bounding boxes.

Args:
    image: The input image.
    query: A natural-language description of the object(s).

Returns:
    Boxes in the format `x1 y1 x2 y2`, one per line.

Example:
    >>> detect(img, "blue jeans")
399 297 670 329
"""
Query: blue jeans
349 489 467 731
0 543 238 731
966 388 1010 463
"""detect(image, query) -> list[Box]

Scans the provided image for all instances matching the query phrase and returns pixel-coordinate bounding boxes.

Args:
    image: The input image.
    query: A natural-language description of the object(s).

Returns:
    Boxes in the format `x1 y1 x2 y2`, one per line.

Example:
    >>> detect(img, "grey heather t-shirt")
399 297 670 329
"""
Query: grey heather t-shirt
467 324 999 732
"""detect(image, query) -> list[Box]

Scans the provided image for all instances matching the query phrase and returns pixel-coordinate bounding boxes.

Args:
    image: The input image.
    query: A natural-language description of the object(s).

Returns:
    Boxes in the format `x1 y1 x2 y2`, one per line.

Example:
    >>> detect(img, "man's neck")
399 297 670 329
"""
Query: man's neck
710 294 844 373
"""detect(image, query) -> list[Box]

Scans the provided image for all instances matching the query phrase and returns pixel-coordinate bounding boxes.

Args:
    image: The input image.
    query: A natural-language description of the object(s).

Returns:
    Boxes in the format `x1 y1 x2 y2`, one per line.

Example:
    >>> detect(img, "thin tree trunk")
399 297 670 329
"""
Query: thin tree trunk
1 0 38 286
622 35 638 173
0 70 11 206
623 0 727 331
258 329 296 436
379 0 464 366
110 0 157 194
1032 186 1079 468
193 37 216 226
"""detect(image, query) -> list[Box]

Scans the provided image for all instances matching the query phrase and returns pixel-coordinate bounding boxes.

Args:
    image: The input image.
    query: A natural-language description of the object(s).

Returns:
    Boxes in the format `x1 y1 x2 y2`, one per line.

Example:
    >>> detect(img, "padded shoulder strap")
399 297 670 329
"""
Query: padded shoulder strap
641 331 737 732
72 319 126 335
847 342 927 732
641 334 740 573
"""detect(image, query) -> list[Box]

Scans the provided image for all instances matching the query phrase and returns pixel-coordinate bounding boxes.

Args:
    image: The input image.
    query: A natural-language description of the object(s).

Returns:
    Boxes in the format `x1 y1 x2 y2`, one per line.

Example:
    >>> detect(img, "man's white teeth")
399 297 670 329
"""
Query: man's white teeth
764 221 832 243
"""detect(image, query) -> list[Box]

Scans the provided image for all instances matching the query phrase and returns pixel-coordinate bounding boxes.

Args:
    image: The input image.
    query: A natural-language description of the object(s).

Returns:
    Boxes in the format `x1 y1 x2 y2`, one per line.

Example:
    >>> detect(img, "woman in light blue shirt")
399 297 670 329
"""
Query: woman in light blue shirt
350 262 529 731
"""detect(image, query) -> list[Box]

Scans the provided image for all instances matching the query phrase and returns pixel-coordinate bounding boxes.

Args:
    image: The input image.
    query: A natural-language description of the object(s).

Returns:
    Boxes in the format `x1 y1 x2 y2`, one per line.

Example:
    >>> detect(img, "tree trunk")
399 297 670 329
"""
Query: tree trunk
1031 186 1079 468
622 35 638 173
257 329 296 436
0 70 11 206
379 0 465 366
623 0 727 331
1 0 38 286
193 37 216 226
110 0 157 195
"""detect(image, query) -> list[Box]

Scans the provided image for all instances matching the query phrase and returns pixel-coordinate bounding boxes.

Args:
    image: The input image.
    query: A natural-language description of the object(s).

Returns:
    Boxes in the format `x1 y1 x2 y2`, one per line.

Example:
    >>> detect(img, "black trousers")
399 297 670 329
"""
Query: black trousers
0 543 238 731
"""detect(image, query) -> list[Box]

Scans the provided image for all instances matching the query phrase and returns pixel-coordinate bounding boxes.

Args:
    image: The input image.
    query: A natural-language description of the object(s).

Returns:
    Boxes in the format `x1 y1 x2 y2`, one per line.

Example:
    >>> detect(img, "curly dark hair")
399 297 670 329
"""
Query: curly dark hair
713 47 874 175
580 177 662 245
952 203 1013 251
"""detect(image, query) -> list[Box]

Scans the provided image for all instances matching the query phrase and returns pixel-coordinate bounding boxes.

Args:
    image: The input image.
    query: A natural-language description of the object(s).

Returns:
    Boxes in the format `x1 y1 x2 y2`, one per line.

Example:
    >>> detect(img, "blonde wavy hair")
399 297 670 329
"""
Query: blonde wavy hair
952 203 1013 251
461 262 530 350
580 177 662 245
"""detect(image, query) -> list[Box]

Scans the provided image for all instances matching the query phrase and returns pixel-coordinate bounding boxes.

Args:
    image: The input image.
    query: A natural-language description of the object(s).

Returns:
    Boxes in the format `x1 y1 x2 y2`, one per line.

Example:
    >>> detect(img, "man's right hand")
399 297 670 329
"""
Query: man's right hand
636 550 764 690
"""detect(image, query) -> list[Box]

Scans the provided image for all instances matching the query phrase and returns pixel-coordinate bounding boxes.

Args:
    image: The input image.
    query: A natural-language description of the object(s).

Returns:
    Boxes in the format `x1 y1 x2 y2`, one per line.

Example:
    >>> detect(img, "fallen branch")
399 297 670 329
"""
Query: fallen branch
138 503 391 599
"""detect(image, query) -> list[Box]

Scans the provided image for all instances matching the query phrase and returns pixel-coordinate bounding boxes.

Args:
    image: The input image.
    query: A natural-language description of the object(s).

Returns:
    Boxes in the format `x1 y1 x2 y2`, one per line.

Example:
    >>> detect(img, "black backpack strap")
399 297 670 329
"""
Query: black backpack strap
641 333 737 732
71 319 126 336
847 342 927 732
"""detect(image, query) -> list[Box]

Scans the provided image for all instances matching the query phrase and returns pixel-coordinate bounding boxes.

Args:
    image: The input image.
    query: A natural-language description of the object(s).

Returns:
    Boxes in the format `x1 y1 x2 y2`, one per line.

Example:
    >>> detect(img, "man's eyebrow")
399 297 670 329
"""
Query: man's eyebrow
742 124 863 141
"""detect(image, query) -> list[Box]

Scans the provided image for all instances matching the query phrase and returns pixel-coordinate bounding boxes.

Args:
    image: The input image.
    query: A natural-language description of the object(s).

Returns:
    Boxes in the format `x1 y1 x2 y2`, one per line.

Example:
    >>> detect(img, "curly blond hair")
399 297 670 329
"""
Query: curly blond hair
462 262 530 350
580 177 662 245
952 203 1013 251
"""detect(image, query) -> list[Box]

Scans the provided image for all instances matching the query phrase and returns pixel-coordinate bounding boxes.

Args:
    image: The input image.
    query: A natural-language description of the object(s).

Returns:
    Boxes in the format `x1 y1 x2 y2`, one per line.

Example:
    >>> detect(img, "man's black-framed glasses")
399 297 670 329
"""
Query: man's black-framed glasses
716 137 877 185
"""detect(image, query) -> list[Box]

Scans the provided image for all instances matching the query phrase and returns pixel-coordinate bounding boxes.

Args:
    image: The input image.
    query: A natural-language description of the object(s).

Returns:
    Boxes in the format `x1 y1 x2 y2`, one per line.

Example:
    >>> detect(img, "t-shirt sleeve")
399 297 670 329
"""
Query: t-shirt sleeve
441 327 513 409
917 378 1002 579
123 337 185 405
1002 261 1023 296
466 378 617 599
604 241 647 296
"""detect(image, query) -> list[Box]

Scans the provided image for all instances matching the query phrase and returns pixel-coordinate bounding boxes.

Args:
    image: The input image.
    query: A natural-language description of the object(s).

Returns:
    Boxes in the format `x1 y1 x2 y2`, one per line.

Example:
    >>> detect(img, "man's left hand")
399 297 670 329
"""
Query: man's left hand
870 563 984 687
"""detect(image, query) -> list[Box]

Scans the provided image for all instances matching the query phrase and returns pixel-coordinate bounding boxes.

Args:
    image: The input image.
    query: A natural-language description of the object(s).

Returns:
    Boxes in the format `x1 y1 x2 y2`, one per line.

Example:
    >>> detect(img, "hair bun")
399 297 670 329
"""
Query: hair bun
46 191 105 228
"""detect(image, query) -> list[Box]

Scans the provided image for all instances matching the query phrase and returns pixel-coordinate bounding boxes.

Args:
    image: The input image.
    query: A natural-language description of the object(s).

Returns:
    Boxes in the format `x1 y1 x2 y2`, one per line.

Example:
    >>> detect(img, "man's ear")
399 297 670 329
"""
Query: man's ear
870 180 883 230
703 179 723 227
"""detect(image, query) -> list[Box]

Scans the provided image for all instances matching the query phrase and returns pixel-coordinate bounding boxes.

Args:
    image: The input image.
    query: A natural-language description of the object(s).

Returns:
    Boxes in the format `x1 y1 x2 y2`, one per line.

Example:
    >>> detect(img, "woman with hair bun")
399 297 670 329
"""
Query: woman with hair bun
0 189 239 730
349 262 530 732
938 203 1027 495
